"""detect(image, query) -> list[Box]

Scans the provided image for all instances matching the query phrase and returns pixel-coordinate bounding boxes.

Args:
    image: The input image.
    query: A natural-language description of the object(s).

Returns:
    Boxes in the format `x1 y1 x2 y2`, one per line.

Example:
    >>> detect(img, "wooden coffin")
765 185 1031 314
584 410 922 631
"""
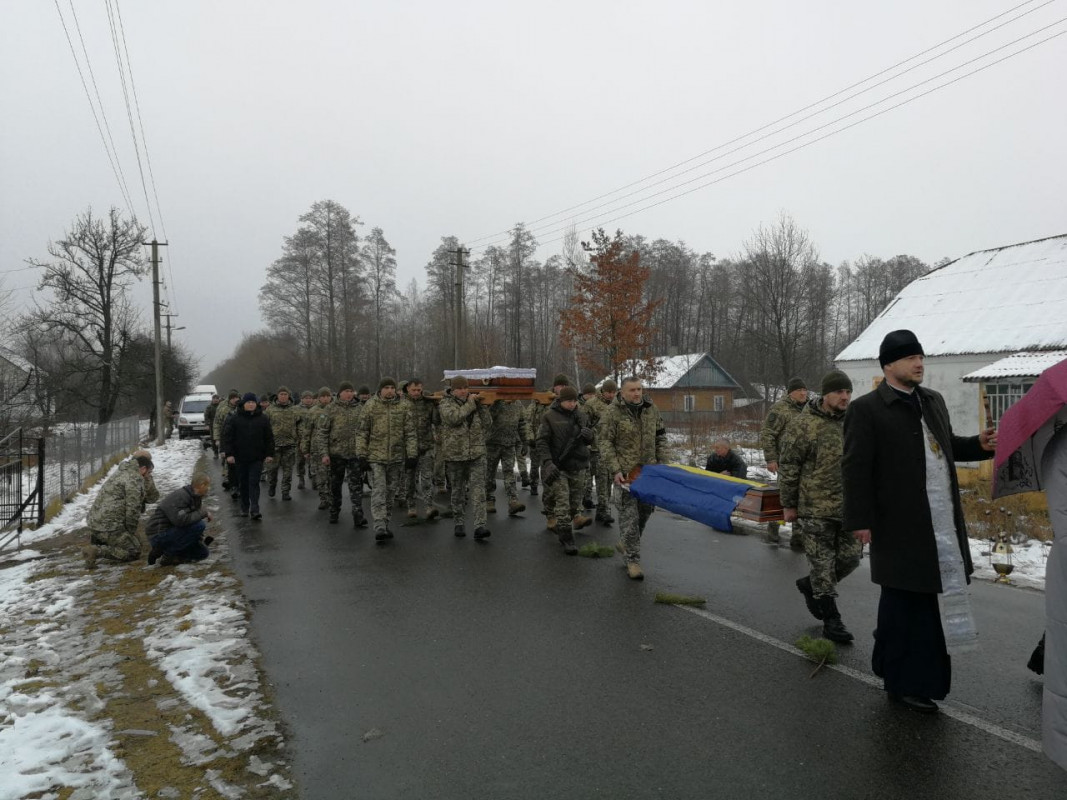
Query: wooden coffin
735 485 783 522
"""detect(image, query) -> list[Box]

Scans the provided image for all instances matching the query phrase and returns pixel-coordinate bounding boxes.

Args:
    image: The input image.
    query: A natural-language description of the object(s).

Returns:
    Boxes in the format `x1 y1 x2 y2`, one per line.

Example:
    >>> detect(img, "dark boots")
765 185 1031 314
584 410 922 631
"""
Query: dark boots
818 596 854 644
558 525 577 555
796 576 823 620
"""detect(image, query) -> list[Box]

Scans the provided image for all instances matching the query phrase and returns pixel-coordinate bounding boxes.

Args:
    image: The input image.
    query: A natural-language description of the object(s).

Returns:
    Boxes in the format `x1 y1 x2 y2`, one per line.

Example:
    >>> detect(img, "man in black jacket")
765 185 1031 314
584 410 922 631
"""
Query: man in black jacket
843 329 995 714
536 386 594 554
146 473 213 565
704 440 748 478
222 392 275 520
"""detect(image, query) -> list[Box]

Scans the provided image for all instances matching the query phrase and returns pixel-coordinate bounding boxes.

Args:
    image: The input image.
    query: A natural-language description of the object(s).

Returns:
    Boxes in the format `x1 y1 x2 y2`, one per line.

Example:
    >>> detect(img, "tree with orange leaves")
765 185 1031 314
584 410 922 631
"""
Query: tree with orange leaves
560 228 662 382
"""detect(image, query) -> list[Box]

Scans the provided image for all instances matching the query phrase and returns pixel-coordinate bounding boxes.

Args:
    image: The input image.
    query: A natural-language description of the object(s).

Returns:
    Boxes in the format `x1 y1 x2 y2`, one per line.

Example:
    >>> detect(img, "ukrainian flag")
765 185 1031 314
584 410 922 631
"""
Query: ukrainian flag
628 464 763 533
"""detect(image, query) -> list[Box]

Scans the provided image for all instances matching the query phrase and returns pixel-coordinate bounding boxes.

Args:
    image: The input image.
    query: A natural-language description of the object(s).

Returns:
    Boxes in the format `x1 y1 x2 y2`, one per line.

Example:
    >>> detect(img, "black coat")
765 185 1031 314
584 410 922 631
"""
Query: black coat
705 449 747 478
535 400 591 472
842 380 991 593
221 407 275 463
145 484 207 536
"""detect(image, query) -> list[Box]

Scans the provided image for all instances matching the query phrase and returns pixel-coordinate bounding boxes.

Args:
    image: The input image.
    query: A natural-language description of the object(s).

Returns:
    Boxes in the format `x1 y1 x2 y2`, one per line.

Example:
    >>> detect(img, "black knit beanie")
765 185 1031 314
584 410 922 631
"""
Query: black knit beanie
787 377 806 393
820 369 853 396
879 329 924 368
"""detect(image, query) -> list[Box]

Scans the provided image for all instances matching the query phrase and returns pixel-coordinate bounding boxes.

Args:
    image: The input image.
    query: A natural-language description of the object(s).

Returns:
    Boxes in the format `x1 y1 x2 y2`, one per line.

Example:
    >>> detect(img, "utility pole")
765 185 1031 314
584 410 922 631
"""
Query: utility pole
146 239 168 446
162 313 179 349
452 246 469 369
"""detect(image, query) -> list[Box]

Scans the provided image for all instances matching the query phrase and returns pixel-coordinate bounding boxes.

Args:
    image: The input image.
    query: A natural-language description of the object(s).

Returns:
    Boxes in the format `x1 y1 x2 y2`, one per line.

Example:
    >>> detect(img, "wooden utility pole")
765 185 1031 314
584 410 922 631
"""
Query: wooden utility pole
452 246 469 369
147 239 168 445
162 313 179 349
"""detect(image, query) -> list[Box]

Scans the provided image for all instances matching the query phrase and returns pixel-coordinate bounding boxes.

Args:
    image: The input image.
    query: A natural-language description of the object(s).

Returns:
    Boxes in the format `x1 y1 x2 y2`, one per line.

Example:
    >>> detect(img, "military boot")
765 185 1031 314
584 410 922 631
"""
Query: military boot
626 562 644 581
545 516 557 532
454 524 466 538
529 485 538 496
407 507 418 519
818 596 854 644
596 508 614 525
473 526 491 540
796 575 824 620
268 485 277 498
486 497 496 514
557 524 578 555
520 474 530 488
426 507 440 521
329 512 339 524
572 513 593 530
507 499 526 516
298 477 306 490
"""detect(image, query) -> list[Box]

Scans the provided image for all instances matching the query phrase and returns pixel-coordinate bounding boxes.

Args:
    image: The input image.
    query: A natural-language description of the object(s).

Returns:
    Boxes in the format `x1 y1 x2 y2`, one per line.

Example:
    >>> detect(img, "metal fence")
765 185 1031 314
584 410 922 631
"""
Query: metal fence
0 415 146 551
0 428 44 549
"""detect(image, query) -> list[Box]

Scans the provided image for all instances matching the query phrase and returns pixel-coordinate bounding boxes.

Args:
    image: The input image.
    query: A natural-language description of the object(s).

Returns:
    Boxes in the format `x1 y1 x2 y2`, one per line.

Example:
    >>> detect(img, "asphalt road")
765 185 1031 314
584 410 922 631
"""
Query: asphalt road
218 467 1065 799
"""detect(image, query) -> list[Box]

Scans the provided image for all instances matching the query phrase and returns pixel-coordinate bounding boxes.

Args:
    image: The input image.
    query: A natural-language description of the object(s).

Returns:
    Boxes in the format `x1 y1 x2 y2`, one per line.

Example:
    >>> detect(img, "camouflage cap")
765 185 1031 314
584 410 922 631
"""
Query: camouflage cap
227 390 241 400
338 381 355 392
318 385 333 397
581 383 596 395
601 379 617 393
357 386 371 395
552 373 571 388
378 377 397 390
450 376 469 389
277 385 291 395
301 389 313 398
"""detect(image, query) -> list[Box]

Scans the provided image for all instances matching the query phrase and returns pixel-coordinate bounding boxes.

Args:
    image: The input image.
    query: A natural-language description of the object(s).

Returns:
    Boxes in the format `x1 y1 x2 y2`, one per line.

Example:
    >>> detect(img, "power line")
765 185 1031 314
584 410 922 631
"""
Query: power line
467 0 1057 248
51 0 135 217
528 26 1067 252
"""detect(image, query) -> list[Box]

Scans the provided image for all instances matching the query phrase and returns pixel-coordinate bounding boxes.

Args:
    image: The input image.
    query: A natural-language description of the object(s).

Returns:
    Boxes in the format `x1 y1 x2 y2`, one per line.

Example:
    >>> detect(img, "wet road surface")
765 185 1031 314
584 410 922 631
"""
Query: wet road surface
218 470 1063 799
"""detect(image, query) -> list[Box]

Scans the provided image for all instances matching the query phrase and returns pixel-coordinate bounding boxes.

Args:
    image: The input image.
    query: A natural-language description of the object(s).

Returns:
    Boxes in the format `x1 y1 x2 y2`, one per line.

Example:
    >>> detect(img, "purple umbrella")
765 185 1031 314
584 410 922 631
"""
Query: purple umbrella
993 357 1067 498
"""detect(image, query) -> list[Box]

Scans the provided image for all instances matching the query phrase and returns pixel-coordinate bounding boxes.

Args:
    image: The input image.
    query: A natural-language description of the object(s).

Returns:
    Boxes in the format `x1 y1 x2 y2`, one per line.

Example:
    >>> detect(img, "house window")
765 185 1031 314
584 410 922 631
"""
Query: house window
683 395 696 412
983 382 1034 425
713 395 725 412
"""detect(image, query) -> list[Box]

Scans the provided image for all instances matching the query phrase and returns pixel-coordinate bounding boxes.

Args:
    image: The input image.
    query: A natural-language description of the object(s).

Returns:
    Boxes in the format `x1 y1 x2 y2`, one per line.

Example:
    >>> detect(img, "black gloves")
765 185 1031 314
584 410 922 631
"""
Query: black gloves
358 457 370 472
541 463 560 485
580 427 594 442
405 456 418 469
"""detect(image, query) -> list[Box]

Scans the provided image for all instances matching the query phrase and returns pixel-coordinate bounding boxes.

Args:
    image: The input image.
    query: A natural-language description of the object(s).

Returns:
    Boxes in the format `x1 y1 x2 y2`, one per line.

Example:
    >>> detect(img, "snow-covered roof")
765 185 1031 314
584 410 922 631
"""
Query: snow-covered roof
836 234 1067 362
442 366 537 380
961 350 1067 382
0 345 38 376
602 353 741 391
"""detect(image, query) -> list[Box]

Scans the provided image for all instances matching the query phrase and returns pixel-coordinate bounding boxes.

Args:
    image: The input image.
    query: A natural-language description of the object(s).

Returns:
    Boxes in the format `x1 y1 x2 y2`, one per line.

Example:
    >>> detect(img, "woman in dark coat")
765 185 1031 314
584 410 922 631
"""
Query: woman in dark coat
222 392 275 520
843 330 994 713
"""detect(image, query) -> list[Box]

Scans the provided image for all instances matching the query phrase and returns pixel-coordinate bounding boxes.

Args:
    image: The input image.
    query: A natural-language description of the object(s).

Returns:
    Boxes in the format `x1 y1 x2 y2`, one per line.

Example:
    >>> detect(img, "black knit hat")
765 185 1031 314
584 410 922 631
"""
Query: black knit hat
581 383 596 395
879 329 924 368
787 377 806 393
552 373 571 388
450 376 469 389
601 379 617 393
558 386 579 402
378 377 397 391
357 386 371 396
227 390 240 400
318 386 333 397
820 369 853 396
337 381 355 392
242 391 258 403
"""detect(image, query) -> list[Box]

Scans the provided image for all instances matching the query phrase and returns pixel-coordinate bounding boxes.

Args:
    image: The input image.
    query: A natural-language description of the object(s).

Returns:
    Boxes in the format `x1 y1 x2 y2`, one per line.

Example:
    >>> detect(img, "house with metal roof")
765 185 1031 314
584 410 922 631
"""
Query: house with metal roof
835 233 1067 437
605 353 743 423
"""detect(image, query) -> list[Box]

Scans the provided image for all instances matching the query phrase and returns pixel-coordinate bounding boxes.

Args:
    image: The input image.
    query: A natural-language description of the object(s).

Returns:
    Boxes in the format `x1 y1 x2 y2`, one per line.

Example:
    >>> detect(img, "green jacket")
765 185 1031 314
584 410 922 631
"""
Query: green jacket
760 395 806 465
315 397 364 459
303 401 332 455
404 395 437 454
86 459 146 534
486 400 526 447
584 395 613 452
778 401 845 521
438 392 492 462
357 394 417 464
526 400 549 444
265 400 298 447
213 401 238 444
598 396 667 478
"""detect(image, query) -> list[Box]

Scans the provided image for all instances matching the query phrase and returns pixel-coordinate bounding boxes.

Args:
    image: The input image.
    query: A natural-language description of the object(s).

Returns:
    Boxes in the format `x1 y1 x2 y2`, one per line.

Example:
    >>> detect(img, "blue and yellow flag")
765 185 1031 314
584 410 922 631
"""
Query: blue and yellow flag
628 464 764 532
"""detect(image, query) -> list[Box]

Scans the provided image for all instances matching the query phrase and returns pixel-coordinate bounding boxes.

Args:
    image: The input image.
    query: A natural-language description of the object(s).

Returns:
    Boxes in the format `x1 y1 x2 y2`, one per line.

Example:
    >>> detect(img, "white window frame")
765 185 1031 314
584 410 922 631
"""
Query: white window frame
683 394 696 412
713 395 725 412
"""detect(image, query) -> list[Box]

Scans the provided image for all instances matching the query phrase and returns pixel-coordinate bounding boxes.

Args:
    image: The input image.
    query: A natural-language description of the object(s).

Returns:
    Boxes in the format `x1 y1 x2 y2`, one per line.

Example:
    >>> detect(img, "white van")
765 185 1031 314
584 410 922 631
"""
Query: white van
177 389 216 441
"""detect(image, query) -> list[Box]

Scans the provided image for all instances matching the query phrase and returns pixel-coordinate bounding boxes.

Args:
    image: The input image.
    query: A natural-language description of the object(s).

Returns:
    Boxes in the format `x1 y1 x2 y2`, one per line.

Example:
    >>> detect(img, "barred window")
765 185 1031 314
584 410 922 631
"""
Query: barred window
983 382 1034 425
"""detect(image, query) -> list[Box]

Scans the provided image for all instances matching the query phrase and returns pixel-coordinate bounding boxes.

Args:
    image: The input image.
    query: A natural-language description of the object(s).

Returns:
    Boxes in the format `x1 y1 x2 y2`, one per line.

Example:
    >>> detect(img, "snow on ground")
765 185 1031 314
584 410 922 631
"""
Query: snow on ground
0 438 292 798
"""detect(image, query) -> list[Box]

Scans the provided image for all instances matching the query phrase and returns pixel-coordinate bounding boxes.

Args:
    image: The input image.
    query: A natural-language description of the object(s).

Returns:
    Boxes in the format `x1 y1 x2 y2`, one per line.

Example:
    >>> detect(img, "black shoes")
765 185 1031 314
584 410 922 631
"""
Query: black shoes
582 497 595 510
818 596 853 643
250 510 262 521
529 486 538 496
146 545 163 565
473 526 491 540
268 487 276 498
596 510 614 525
454 525 466 538
354 515 369 528
282 493 291 501
796 576 824 620
375 529 394 541
318 500 329 510
329 513 339 524
889 693 939 714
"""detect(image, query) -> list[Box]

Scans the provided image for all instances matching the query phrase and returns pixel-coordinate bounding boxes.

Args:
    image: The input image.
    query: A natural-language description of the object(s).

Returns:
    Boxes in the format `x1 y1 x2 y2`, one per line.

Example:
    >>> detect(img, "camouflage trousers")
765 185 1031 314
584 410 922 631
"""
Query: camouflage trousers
329 454 366 523
370 462 404 533
550 469 587 535
89 528 142 563
587 453 611 512
404 451 436 511
446 457 487 528
310 456 331 504
803 518 862 599
296 448 308 483
485 443 518 503
517 442 530 482
433 441 446 488
527 443 540 489
615 487 654 563
266 445 296 496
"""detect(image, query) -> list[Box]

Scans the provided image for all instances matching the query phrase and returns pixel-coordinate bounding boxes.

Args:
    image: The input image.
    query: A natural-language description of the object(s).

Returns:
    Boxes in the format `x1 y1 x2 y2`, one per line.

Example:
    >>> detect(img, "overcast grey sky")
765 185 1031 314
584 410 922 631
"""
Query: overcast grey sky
2 1 1065 376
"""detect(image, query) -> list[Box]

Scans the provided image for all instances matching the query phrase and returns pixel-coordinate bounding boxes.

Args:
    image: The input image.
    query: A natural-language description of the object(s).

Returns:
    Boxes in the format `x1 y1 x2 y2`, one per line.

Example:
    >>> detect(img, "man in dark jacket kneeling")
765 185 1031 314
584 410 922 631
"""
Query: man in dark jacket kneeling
146 473 213 565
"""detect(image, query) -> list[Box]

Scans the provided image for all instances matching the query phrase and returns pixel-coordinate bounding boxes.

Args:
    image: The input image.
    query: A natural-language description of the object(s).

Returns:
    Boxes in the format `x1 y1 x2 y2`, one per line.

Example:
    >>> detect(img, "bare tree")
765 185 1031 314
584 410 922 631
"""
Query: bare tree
363 226 397 376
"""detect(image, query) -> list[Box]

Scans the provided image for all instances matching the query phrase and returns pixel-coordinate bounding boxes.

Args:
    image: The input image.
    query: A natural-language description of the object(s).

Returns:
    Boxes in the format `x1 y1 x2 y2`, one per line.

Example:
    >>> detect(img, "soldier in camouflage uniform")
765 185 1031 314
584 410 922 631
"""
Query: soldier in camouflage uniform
536 387 594 554
485 399 527 516
357 377 417 541
761 376 808 548
265 386 298 501
536 374 572 529
524 399 545 496
214 390 241 497
438 376 493 540
83 454 154 567
304 387 334 509
778 369 858 644
599 376 667 580
586 380 617 524
294 390 315 489
401 379 440 520
315 381 367 527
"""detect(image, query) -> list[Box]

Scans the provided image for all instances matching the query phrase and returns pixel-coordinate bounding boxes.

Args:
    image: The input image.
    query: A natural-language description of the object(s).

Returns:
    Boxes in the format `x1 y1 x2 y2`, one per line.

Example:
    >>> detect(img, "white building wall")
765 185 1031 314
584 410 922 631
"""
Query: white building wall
836 353 1000 442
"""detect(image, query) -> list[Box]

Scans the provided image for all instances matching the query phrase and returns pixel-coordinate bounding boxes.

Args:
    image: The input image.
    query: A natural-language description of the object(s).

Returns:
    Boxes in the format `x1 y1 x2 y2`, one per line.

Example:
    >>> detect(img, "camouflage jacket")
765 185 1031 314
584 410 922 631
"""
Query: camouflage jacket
303 401 332 455
760 395 806 465
315 398 364 459
404 395 437 453
265 400 298 447
213 402 239 444
438 392 492 462
486 400 526 447
583 395 613 452
526 400 549 444
598 396 667 478
357 394 417 464
778 400 844 521
86 459 146 534
294 403 313 450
